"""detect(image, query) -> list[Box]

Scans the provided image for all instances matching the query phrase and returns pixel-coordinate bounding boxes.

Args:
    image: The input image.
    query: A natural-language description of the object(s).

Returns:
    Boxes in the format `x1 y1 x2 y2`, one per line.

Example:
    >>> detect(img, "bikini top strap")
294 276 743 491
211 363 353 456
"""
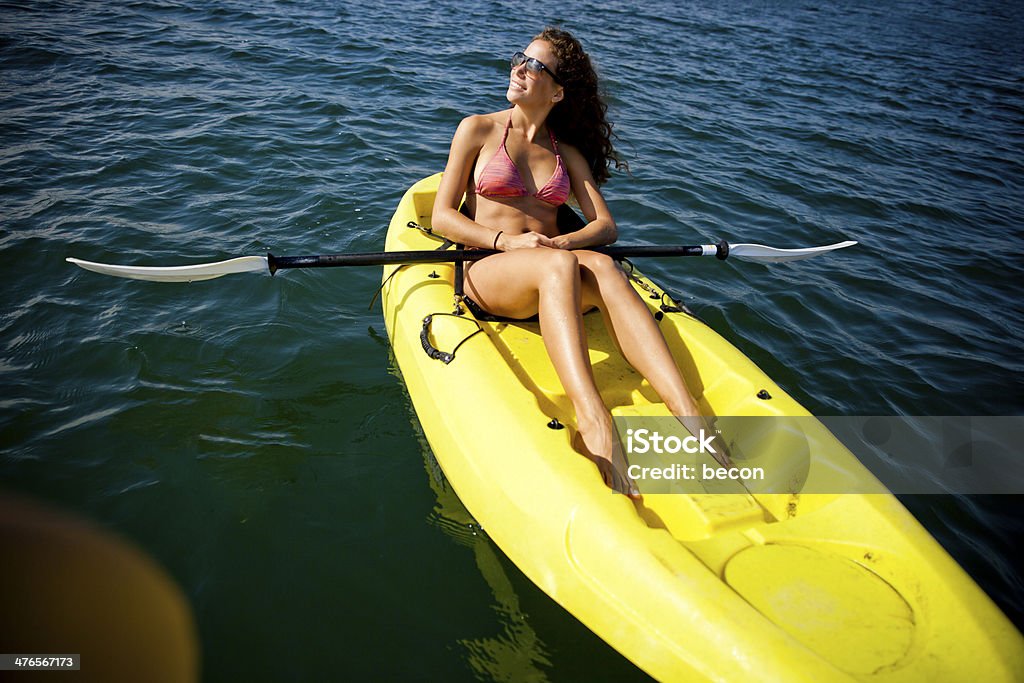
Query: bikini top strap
548 126 559 154
501 112 513 144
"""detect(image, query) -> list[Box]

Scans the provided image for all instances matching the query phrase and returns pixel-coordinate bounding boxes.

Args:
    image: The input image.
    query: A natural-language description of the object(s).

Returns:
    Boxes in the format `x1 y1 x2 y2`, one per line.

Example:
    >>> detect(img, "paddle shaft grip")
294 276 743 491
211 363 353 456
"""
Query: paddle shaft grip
268 250 494 273
266 243 726 274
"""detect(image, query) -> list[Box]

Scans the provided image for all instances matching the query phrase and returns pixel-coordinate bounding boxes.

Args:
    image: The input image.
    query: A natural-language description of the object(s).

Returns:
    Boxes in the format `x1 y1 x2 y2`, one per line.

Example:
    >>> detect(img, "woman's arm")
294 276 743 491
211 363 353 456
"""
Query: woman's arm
551 143 618 250
431 116 508 249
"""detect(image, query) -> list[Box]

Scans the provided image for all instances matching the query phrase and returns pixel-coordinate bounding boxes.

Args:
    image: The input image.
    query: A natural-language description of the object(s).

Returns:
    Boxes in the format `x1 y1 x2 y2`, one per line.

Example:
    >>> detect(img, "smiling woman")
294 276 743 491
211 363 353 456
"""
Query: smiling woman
431 27 730 496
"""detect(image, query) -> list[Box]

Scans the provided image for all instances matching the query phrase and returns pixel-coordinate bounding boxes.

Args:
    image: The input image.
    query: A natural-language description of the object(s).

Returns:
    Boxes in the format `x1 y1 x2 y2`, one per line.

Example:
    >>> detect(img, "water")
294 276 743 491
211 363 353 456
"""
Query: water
2 0 1022 679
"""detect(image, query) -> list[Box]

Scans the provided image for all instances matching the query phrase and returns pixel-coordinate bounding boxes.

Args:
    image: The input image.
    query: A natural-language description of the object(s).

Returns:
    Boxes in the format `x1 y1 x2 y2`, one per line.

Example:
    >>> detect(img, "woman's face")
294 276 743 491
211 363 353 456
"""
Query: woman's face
507 39 562 105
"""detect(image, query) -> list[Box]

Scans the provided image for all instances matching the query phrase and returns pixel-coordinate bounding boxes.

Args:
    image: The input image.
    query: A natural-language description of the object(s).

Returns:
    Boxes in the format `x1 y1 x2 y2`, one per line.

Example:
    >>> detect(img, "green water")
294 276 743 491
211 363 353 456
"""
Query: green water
2 0 1022 680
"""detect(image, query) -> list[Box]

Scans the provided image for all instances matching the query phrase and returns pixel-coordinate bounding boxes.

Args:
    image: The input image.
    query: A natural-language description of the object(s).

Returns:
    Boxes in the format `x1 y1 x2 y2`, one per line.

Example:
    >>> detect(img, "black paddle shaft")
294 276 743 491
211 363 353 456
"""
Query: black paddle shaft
266 241 728 274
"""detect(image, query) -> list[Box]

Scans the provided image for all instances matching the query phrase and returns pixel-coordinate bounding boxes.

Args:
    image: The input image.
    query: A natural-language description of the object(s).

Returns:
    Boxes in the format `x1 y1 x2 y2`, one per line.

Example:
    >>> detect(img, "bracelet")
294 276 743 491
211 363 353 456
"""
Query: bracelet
492 230 504 250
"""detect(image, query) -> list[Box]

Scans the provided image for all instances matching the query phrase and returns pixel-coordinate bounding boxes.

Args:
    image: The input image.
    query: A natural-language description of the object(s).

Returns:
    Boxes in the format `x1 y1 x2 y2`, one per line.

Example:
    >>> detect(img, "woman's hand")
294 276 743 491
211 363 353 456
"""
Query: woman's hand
549 234 575 250
497 231 557 250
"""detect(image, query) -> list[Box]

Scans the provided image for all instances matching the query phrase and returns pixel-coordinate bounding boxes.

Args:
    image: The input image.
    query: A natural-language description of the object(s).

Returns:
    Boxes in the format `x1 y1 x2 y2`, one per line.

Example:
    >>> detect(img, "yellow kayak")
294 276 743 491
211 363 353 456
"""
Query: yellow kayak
381 173 1022 681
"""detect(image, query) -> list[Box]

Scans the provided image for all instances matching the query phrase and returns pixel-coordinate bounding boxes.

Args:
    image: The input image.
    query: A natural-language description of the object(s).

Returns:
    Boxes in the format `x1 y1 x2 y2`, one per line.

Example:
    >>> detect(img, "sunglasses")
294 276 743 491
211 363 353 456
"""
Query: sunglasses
510 51 562 86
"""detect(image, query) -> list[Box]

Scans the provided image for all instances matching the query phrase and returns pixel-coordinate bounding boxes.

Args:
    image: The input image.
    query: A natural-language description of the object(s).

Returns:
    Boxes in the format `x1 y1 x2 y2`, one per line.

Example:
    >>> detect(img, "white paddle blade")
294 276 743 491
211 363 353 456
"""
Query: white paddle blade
729 240 858 263
66 255 269 282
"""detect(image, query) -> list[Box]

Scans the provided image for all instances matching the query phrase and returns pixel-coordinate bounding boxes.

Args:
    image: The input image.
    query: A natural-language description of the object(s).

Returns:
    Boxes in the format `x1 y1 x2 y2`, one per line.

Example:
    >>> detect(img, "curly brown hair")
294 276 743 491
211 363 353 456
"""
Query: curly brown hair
535 27 625 186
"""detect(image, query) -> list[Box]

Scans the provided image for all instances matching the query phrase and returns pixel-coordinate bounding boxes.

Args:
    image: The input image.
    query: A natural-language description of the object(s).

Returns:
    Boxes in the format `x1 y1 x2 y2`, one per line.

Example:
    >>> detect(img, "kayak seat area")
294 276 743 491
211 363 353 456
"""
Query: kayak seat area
409 182 854 534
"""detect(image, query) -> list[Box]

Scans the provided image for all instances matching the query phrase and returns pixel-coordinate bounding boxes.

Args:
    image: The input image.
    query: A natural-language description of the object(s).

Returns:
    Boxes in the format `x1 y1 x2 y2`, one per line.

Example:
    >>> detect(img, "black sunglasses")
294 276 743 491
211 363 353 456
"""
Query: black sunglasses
511 51 562 86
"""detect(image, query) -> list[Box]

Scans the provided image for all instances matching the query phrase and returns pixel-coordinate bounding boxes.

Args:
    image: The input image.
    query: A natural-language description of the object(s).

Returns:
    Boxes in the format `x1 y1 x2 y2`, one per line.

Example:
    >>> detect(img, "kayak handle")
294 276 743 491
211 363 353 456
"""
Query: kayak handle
420 315 455 364
420 314 484 365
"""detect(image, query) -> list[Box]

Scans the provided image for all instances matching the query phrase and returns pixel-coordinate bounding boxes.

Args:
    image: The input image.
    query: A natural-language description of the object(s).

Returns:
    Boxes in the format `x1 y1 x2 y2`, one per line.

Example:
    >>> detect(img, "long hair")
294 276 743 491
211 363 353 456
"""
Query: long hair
537 27 625 186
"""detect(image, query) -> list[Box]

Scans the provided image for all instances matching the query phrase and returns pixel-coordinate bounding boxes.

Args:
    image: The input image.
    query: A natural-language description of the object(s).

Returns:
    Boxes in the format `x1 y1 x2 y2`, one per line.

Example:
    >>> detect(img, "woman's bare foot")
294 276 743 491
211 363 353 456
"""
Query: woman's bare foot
572 423 641 500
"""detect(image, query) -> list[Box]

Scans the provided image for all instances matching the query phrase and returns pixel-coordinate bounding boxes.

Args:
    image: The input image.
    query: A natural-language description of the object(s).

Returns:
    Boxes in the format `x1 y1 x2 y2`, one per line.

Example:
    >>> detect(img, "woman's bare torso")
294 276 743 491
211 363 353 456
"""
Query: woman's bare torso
465 110 564 237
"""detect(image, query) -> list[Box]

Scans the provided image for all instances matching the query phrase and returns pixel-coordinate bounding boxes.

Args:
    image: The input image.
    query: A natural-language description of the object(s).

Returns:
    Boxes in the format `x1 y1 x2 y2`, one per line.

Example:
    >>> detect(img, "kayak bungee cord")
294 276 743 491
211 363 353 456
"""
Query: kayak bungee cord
368 223 455 311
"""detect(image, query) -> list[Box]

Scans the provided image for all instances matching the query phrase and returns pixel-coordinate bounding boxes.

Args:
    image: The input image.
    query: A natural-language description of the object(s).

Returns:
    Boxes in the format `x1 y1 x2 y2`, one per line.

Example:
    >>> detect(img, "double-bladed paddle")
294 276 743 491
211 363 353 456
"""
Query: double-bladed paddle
66 239 857 283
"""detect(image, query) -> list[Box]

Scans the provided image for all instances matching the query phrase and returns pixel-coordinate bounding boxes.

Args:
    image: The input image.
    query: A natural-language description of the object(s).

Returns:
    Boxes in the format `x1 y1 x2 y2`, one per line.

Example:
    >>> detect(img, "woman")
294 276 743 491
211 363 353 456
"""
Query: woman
432 28 724 496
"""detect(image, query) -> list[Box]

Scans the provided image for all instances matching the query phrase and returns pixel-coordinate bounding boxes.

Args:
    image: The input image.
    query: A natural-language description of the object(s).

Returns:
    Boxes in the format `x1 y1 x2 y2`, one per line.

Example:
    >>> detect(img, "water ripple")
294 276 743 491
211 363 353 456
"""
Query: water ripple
2 0 1022 675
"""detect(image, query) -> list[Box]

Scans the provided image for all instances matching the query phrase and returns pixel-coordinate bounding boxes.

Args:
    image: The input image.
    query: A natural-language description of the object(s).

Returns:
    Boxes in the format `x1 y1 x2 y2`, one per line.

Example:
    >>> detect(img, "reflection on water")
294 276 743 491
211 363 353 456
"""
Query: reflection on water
388 350 554 682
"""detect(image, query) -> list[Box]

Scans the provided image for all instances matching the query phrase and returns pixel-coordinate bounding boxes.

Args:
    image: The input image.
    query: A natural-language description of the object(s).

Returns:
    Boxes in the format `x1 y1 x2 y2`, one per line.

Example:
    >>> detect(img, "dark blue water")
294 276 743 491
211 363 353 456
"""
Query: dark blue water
2 1 1022 680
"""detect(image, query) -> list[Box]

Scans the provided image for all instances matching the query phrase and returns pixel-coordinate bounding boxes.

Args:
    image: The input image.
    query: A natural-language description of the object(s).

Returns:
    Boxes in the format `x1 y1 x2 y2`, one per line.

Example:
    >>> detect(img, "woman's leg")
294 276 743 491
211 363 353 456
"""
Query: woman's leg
574 251 732 467
464 250 638 495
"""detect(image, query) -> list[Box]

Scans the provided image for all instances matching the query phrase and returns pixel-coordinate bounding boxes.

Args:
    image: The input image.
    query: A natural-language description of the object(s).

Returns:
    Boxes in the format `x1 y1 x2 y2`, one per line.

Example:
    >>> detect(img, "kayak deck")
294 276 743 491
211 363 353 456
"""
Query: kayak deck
381 174 1022 682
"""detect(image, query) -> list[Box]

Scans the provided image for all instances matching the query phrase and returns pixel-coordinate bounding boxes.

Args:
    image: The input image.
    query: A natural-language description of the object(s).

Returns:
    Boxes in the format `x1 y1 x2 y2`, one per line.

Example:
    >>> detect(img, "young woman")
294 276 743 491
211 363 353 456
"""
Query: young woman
432 28 725 496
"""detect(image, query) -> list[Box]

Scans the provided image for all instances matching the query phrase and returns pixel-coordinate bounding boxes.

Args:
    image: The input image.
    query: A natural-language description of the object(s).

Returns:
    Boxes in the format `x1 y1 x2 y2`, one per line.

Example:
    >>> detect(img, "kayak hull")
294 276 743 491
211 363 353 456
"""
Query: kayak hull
381 174 1022 682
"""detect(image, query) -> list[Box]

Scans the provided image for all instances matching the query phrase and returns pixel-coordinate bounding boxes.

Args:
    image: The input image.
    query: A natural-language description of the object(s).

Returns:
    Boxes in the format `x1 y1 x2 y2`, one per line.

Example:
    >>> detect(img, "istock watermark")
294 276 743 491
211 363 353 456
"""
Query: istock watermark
624 428 765 485
612 416 1024 495
625 428 720 456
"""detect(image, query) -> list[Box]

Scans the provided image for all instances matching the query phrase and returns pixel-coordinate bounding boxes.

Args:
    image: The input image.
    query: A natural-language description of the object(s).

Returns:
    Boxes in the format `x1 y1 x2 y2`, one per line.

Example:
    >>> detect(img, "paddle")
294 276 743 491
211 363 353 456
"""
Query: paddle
66 239 857 283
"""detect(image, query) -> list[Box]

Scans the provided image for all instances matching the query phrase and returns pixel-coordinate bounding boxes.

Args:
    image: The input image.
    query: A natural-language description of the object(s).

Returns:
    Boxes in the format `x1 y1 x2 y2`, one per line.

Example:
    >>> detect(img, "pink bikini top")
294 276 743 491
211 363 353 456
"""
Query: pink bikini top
474 114 571 206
